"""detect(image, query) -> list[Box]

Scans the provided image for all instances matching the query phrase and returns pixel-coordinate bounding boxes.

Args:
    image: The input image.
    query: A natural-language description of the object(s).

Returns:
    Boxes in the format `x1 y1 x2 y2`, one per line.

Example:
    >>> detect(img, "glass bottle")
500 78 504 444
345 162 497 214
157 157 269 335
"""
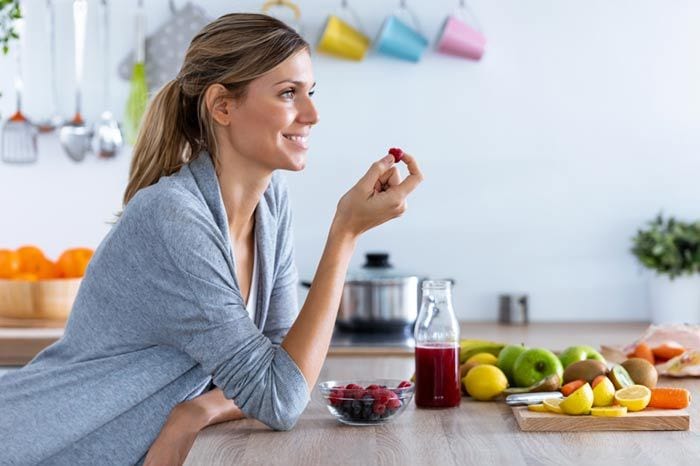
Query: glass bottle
414 279 461 408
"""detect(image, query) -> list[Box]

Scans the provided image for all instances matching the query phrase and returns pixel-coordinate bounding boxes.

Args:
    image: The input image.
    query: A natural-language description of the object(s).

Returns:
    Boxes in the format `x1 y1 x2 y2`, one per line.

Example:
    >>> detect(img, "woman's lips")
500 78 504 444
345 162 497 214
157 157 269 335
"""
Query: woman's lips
283 134 309 150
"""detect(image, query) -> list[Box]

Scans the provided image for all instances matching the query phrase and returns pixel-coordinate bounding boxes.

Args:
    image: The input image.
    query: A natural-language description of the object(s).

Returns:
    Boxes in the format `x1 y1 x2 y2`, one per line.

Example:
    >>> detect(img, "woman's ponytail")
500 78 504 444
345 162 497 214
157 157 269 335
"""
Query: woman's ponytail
123 80 188 206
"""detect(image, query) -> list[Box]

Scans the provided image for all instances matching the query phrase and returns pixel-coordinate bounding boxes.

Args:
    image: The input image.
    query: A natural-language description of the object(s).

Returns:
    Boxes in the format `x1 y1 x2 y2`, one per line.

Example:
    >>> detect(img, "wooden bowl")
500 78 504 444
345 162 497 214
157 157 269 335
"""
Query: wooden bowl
0 278 82 321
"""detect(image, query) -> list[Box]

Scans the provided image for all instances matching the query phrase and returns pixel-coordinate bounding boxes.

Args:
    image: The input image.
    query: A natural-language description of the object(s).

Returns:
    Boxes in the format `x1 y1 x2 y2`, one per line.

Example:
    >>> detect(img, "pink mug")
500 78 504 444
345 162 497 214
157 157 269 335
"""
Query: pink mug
436 3 485 60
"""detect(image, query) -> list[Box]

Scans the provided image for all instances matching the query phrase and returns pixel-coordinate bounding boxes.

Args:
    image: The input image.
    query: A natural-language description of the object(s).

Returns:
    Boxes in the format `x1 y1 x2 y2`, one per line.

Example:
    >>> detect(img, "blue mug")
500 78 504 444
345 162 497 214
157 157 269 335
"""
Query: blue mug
375 15 428 63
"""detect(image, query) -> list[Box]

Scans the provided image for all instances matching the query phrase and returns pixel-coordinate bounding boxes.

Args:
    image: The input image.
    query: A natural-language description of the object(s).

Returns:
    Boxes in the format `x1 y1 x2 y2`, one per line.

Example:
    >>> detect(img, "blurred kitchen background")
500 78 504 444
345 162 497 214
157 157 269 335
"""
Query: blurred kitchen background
1 0 700 322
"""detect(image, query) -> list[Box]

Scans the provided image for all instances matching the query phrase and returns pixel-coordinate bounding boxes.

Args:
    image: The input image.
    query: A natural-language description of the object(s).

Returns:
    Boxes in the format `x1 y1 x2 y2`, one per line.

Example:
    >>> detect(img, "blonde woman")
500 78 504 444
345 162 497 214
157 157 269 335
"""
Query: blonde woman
0 13 422 465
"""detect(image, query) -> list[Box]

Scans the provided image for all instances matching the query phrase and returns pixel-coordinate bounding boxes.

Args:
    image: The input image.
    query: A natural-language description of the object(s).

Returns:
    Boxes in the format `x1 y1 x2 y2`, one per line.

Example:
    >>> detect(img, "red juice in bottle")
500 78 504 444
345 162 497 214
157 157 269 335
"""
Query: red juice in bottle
414 343 461 408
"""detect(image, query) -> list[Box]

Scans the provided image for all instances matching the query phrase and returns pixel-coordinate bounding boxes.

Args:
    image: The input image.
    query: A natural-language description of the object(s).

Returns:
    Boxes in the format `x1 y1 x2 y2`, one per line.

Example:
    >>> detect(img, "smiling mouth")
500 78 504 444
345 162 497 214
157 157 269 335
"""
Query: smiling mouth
283 134 309 149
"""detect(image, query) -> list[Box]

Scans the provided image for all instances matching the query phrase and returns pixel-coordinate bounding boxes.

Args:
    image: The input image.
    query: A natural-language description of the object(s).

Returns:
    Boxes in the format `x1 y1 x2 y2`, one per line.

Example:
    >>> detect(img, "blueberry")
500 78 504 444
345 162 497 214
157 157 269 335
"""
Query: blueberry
369 412 380 421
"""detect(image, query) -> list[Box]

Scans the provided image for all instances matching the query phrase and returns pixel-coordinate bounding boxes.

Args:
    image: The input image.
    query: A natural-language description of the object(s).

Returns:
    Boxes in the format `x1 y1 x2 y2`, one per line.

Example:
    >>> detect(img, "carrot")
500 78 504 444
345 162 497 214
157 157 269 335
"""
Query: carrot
628 342 655 365
651 342 686 361
591 375 607 388
648 387 691 409
561 380 586 397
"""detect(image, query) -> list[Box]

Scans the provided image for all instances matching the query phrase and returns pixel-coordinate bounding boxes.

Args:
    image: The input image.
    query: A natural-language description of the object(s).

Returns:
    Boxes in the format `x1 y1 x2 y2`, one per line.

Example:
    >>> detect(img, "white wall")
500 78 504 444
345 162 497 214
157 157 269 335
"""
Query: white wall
1 0 699 321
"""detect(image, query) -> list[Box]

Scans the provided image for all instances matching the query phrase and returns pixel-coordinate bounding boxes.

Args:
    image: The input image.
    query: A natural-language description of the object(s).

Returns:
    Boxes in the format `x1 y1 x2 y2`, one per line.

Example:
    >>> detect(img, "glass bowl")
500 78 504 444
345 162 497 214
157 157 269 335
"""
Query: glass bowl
317 379 414 426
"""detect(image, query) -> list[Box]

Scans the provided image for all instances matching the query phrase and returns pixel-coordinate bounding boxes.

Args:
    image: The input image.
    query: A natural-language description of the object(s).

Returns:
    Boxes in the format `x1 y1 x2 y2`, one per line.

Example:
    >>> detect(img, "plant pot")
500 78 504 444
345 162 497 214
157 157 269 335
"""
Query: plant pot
649 274 700 324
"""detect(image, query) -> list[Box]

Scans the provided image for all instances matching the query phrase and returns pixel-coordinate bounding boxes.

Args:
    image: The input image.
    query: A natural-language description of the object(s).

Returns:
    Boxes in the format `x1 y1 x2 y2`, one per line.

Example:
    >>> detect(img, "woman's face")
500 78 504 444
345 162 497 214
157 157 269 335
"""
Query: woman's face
224 49 319 172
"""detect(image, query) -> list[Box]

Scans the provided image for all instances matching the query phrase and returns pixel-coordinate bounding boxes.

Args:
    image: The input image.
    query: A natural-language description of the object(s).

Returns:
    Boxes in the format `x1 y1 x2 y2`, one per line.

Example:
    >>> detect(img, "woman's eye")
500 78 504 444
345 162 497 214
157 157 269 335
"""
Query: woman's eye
281 89 295 99
309 90 315 97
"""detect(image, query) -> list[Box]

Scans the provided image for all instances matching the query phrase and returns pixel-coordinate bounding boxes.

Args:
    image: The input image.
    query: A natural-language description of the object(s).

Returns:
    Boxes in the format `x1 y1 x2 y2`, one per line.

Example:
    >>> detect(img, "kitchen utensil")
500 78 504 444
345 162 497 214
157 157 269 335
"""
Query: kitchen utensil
317 379 414 426
512 406 689 431
261 0 302 33
1 17 38 164
302 252 455 332
498 293 529 325
303 252 420 332
317 0 370 61
123 0 148 145
93 0 123 158
505 392 563 406
118 1 210 93
375 0 428 63
59 0 92 162
436 0 486 60
36 0 63 133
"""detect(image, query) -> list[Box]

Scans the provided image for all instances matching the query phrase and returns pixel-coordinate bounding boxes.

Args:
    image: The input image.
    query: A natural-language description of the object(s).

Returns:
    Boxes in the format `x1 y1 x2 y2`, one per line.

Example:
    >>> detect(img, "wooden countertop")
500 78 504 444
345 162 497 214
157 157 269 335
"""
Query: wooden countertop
184 322 699 466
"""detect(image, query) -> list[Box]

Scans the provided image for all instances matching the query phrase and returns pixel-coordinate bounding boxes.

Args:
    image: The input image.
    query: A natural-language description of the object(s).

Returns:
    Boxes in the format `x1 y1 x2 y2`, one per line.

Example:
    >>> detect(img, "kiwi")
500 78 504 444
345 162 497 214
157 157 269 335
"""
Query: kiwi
609 364 634 389
562 359 608 384
621 358 658 388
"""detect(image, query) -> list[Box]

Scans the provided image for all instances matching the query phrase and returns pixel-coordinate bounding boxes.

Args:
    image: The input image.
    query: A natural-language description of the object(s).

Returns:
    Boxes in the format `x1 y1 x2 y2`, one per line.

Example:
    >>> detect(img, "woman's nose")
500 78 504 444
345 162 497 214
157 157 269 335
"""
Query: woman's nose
298 97 320 126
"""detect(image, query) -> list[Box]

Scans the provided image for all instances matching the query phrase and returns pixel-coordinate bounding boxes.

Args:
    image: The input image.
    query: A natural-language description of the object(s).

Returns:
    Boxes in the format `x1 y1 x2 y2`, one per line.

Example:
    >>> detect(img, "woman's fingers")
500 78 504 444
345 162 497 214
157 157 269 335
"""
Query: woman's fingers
392 153 423 196
358 154 396 191
378 166 401 191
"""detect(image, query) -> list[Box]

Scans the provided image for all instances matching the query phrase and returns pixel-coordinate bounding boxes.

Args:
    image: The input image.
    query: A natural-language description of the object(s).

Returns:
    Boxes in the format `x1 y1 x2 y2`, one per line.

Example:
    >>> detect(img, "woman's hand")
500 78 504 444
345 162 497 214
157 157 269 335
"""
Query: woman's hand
143 403 205 466
144 389 244 466
333 152 423 238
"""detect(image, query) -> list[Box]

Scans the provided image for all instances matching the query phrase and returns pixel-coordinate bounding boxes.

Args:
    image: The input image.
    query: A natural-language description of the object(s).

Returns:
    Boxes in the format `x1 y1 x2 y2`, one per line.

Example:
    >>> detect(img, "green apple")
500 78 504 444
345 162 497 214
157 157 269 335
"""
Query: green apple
559 345 606 370
497 344 528 384
512 348 564 388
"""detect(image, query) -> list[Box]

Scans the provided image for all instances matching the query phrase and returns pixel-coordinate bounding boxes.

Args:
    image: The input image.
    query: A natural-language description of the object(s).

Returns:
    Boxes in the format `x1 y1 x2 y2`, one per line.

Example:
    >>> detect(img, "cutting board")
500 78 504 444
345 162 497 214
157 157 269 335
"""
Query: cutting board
513 406 690 432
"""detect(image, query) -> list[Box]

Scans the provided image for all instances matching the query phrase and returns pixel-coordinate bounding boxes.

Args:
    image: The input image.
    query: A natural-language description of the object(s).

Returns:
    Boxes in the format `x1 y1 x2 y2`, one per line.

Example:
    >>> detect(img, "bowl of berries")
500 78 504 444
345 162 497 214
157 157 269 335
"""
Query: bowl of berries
317 379 414 426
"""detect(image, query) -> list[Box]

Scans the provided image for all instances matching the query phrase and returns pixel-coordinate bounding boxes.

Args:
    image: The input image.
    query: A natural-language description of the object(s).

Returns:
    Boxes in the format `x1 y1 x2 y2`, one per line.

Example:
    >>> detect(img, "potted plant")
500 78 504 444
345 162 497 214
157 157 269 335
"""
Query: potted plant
631 213 700 324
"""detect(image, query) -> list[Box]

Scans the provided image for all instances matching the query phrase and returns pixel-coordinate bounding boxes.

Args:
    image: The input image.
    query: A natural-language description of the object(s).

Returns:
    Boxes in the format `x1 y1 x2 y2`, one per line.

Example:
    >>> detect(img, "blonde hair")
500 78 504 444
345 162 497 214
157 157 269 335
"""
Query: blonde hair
123 13 309 206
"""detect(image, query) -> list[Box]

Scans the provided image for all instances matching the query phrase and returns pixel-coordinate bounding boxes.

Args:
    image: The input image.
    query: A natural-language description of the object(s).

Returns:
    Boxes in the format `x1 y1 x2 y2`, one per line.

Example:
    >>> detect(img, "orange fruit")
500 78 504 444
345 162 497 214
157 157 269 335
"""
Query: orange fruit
0 249 21 278
36 258 60 279
57 248 94 278
17 245 47 275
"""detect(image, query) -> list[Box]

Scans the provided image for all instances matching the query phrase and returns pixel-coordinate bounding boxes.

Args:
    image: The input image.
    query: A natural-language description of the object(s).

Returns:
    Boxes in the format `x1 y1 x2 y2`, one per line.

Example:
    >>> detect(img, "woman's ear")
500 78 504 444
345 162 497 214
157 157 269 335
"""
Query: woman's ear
204 84 233 126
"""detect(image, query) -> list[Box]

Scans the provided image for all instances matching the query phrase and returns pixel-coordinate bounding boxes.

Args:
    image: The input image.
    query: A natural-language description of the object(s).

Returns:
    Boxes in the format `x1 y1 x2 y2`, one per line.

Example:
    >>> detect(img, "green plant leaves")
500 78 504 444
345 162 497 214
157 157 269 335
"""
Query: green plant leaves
0 0 21 56
631 213 700 279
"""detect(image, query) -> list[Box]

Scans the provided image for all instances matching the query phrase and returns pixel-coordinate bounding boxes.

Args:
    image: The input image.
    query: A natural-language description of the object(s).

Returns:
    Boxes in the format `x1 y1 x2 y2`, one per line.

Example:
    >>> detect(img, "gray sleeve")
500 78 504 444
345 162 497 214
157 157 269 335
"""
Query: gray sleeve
263 177 301 345
133 190 309 431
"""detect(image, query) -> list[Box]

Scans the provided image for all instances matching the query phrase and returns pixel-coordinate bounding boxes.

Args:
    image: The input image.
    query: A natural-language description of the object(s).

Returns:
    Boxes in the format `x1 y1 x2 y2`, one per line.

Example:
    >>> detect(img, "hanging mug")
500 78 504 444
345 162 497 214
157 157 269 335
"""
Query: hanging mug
261 0 302 34
436 0 486 60
317 0 370 61
375 0 428 63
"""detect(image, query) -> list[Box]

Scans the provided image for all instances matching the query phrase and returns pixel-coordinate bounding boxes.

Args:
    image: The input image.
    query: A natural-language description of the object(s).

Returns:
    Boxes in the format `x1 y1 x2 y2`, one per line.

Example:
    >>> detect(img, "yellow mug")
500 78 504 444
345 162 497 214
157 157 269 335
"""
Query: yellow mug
317 15 370 61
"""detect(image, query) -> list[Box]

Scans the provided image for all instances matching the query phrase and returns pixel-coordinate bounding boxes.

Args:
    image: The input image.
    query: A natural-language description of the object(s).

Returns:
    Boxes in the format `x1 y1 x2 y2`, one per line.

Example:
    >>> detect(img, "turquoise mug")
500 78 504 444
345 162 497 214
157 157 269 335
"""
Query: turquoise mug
375 5 428 62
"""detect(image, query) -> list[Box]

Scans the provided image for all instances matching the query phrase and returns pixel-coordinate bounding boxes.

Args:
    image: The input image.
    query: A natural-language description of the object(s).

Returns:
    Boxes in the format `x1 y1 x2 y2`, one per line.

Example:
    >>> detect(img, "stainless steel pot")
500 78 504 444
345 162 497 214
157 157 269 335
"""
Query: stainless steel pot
302 252 447 333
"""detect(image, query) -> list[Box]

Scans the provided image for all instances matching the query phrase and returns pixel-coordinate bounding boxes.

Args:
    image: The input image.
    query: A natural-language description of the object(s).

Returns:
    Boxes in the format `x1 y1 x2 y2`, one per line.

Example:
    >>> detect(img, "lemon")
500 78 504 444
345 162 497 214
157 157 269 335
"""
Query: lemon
527 403 548 413
560 383 593 415
614 385 651 412
466 352 499 366
591 406 627 417
543 398 564 414
463 364 508 401
592 376 616 407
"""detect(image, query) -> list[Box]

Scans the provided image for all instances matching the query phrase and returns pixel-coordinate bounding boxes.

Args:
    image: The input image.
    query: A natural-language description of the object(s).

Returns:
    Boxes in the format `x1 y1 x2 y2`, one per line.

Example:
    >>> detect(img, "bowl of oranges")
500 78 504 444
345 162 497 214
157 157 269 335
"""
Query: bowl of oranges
0 246 94 322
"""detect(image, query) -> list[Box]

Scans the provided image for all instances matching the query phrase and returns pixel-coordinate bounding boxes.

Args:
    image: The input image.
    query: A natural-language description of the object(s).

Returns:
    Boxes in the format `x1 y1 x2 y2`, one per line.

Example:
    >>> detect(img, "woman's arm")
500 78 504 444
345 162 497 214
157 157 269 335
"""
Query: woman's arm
144 389 243 466
281 153 423 390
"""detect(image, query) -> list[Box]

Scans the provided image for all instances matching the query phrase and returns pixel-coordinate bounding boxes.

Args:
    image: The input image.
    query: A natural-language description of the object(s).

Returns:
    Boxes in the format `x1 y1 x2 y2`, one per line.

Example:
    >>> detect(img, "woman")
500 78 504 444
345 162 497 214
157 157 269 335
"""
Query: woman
0 13 422 465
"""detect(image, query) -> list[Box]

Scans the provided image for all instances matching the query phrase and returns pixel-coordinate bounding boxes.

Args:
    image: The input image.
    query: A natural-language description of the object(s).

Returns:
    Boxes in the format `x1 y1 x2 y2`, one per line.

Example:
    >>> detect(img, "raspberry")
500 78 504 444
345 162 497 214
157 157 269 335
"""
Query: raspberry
365 384 381 391
345 383 362 390
329 388 345 406
372 402 387 415
397 380 412 389
387 398 402 409
388 147 404 163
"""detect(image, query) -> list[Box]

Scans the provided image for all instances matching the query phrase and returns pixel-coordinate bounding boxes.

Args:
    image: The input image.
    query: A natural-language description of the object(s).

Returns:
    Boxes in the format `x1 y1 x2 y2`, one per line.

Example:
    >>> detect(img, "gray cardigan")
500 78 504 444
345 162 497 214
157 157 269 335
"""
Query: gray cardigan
0 153 309 465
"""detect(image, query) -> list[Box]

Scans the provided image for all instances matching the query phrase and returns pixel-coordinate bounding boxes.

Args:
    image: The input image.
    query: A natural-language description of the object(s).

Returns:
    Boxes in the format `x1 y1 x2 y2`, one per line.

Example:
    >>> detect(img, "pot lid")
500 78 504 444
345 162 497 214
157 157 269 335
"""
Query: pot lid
346 252 419 283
